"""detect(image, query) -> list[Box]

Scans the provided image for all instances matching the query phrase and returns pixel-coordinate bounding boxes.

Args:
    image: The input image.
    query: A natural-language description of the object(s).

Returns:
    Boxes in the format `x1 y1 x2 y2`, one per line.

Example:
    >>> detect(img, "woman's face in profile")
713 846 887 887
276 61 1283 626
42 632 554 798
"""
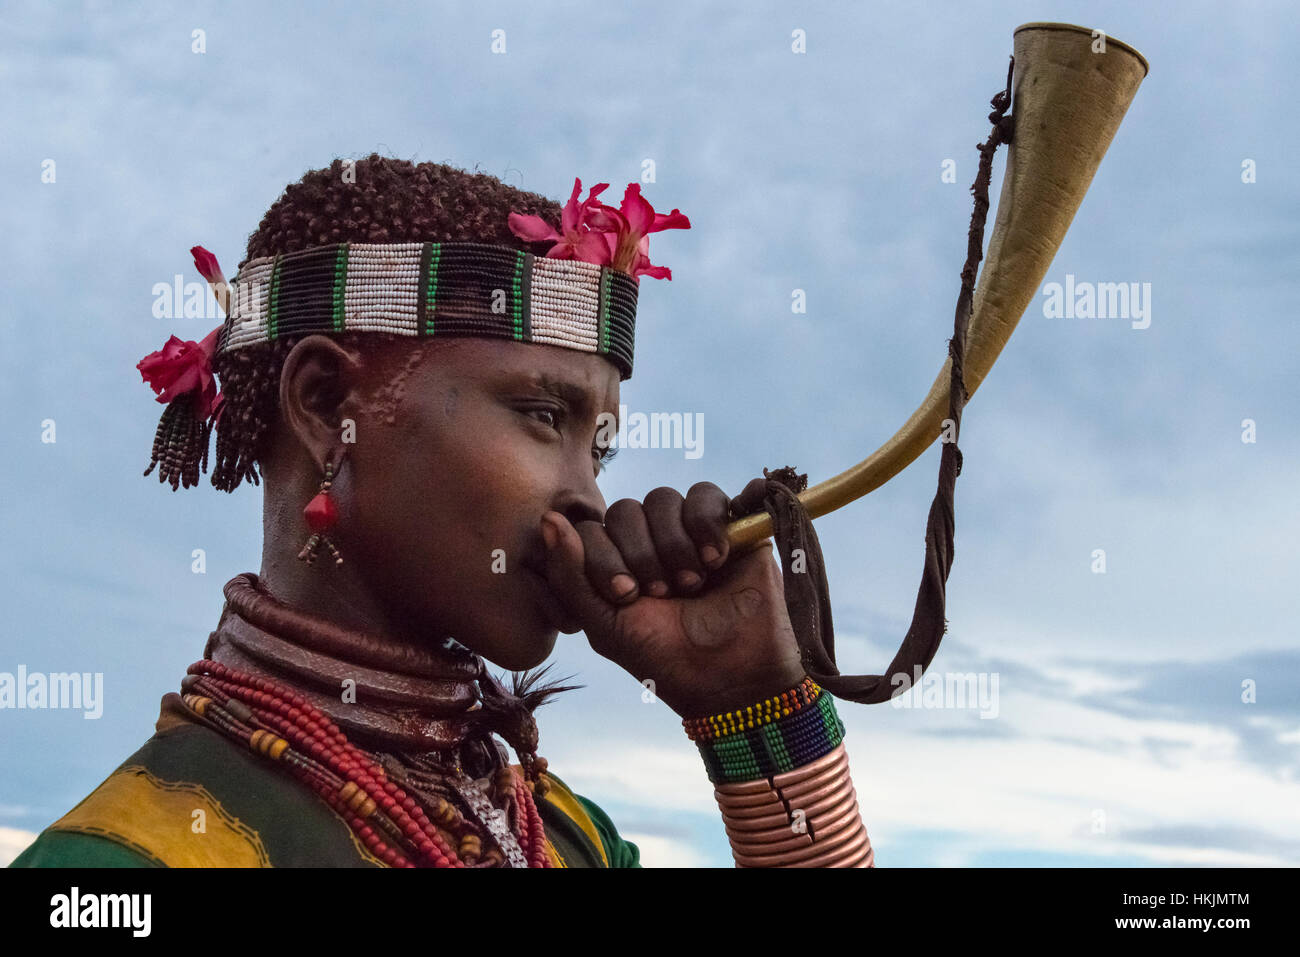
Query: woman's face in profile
342 337 620 670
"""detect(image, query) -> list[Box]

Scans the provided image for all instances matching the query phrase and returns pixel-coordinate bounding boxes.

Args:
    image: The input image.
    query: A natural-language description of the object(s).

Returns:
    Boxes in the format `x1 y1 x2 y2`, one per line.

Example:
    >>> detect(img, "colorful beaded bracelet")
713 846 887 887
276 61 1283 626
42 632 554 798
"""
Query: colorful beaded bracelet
216 241 640 380
682 677 822 742
688 683 847 785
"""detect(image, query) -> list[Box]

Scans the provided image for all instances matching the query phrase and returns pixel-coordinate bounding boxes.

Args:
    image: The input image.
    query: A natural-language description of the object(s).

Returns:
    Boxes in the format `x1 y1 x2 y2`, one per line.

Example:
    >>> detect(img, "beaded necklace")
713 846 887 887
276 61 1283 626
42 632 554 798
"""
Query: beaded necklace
180 659 551 867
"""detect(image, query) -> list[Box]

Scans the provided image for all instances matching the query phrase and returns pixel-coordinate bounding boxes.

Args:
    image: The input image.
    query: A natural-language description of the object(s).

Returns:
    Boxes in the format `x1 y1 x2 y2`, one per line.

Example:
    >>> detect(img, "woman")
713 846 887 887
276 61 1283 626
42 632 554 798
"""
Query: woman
11 154 872 868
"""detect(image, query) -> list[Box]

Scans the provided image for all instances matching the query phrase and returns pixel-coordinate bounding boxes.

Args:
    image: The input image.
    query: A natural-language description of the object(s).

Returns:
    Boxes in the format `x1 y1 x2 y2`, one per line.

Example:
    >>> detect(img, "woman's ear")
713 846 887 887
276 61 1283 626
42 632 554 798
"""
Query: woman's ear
278 335 365 471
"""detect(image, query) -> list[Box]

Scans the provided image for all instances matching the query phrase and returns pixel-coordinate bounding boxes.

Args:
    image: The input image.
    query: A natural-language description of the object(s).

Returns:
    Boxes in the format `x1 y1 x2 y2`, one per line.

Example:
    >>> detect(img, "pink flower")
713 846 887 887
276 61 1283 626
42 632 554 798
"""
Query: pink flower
508 178 612 265
509 178 689 281
137 325 224 422
191 245 231 315
190 245 226 285
587 184 690 280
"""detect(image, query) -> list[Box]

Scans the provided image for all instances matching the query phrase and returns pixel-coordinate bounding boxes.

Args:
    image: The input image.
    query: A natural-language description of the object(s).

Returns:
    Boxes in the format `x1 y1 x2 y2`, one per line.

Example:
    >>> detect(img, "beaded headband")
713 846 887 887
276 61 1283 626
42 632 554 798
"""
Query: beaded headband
136 175 690 489
217 241 640 380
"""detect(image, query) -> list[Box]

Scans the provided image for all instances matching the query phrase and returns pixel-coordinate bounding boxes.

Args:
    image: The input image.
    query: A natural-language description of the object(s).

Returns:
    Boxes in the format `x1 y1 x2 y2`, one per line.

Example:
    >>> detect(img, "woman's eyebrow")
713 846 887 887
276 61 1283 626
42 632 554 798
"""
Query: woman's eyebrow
505 372 618 431
523 372 593 410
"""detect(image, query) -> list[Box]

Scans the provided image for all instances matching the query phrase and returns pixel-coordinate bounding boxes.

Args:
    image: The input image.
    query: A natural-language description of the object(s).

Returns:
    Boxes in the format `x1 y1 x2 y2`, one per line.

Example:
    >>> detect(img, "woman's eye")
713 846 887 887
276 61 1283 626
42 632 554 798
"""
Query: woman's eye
527 408 561 430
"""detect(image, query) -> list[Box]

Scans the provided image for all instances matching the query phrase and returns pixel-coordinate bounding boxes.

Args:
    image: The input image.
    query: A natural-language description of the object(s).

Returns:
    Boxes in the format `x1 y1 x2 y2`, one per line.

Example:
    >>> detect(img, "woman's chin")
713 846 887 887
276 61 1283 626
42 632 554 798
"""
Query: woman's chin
459 622 559 672
448 575 568 669
480 646 556 673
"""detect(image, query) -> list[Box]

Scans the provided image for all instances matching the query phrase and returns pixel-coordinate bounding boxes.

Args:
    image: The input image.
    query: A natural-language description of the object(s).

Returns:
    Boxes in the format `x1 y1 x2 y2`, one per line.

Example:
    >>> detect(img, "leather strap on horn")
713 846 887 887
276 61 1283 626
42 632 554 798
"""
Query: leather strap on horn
731 62 1014 705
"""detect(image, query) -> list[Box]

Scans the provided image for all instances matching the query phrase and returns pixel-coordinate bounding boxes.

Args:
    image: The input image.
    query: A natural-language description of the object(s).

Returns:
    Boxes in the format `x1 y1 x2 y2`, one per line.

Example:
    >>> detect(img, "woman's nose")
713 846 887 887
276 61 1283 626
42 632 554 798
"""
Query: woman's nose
554 458 607 528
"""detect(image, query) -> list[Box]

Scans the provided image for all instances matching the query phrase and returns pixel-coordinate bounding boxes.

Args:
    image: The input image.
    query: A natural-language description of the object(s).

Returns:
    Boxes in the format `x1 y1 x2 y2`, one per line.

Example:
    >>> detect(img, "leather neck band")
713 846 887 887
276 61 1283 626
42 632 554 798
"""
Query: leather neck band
204 572 485 753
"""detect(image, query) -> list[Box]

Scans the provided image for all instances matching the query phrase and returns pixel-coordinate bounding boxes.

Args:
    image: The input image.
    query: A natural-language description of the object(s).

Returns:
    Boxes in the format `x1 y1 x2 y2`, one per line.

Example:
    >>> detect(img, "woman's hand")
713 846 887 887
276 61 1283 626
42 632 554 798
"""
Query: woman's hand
539 478 806 718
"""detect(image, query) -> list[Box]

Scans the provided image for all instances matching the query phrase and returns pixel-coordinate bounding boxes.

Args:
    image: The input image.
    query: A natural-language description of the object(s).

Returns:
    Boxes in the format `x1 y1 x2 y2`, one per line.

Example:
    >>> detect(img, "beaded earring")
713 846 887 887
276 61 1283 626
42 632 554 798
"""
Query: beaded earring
297 461 343 566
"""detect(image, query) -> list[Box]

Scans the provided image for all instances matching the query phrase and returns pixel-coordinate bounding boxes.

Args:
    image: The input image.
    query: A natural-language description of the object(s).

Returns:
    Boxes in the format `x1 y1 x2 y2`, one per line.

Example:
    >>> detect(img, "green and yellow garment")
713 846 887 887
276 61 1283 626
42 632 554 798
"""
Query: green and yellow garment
10 696 639 869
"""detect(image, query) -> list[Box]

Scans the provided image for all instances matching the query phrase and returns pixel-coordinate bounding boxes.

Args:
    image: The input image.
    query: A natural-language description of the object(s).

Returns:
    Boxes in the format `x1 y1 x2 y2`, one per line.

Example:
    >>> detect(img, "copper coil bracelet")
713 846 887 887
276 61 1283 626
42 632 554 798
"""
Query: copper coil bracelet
713 742 874 868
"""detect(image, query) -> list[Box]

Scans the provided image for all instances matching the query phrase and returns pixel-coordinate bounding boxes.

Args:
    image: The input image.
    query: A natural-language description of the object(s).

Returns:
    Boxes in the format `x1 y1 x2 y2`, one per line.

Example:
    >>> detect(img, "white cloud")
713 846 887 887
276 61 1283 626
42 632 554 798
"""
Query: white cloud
546 741 721 817
620 833 713 869
0 828 38 867
841 681 1300 867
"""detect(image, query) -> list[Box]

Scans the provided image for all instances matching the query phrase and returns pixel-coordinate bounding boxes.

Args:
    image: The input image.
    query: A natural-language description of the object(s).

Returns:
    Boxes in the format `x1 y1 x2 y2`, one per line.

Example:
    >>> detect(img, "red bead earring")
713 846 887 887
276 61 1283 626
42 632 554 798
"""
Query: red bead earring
298 461 343 566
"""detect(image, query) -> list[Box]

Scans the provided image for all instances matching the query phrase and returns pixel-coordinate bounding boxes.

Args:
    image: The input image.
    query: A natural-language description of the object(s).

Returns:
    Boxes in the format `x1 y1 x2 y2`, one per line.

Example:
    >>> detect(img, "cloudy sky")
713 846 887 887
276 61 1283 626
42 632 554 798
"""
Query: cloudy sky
2 0 1297 868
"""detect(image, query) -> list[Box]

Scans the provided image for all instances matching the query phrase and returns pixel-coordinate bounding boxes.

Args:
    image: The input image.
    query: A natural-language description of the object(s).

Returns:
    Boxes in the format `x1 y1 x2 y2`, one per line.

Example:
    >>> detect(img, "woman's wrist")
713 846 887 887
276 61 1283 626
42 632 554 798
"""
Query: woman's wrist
684 677 844 785
669 660 809 720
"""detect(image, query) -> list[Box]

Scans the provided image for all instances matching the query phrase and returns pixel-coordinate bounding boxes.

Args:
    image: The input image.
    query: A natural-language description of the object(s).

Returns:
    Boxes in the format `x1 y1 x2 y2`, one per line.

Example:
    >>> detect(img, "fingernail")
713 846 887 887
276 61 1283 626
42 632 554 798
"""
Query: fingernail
677 570 702 589
611 574 638 600
700 544 721 566
540 520 557 550
648 581 669 598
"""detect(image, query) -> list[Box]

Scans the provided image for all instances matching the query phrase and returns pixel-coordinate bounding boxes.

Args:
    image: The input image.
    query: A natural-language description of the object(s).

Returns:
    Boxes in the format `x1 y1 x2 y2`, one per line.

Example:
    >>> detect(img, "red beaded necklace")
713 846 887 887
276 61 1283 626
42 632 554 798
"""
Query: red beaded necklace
180 659 552 868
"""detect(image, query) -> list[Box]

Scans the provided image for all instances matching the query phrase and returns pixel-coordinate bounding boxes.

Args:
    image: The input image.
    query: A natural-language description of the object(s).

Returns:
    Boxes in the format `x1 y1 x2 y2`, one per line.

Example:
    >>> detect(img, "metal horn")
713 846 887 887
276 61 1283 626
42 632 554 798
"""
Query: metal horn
726 22 1149 548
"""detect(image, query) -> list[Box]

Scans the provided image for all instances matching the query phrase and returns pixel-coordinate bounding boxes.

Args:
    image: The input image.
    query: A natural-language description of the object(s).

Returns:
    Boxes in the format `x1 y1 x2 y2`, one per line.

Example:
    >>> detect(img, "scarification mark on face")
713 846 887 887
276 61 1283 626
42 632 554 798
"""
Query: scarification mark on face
358 342 442 427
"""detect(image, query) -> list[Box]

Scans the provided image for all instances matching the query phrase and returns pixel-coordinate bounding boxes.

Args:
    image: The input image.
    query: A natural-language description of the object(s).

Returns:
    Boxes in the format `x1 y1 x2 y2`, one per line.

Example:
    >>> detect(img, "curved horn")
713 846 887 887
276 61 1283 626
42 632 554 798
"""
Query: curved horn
727 22 1149 549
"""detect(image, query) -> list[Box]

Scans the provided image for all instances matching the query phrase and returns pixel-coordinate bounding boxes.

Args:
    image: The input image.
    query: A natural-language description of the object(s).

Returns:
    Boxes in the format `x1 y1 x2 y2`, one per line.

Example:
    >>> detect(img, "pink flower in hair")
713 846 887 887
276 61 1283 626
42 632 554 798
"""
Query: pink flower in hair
137 325 225 422
190 245 226 285
508 178 612 265
585 183 690 280
138 242 229 423
190 245 231 315
509 178 689 281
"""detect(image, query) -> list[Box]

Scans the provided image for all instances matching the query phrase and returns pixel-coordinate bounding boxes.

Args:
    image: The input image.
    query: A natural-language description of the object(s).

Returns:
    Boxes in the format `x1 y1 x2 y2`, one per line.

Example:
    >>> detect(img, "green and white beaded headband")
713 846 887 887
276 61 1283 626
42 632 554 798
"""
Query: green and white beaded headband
217 241 639 380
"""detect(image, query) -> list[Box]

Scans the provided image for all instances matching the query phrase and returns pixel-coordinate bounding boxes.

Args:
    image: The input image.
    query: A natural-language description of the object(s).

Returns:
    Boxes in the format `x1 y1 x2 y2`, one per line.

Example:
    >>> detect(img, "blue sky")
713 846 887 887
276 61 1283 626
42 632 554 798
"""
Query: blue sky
2 0 1297 867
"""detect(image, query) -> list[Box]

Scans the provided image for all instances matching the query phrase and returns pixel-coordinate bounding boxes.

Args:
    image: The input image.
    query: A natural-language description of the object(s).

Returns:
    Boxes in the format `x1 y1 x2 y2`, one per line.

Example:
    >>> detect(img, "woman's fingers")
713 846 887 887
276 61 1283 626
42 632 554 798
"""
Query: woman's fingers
682 481 731 570
642 486 706 594
568 518 640 606
604 498 670 597
565 480 768 614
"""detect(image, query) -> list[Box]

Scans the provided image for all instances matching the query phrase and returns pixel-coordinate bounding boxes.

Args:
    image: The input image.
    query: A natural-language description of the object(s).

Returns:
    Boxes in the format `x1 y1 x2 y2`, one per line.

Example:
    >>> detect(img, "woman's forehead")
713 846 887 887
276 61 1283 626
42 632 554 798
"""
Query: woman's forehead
431 338 621 412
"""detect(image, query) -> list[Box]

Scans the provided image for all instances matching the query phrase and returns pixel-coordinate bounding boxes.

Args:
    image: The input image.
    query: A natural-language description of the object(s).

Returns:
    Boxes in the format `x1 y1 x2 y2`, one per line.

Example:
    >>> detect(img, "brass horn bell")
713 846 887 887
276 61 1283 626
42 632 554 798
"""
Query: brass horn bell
726 22 1149 548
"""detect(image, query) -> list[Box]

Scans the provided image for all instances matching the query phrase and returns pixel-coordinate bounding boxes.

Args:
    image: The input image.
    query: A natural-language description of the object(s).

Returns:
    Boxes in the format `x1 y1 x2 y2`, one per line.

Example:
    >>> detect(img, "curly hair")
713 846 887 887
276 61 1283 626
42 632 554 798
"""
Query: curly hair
144 153 563 492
